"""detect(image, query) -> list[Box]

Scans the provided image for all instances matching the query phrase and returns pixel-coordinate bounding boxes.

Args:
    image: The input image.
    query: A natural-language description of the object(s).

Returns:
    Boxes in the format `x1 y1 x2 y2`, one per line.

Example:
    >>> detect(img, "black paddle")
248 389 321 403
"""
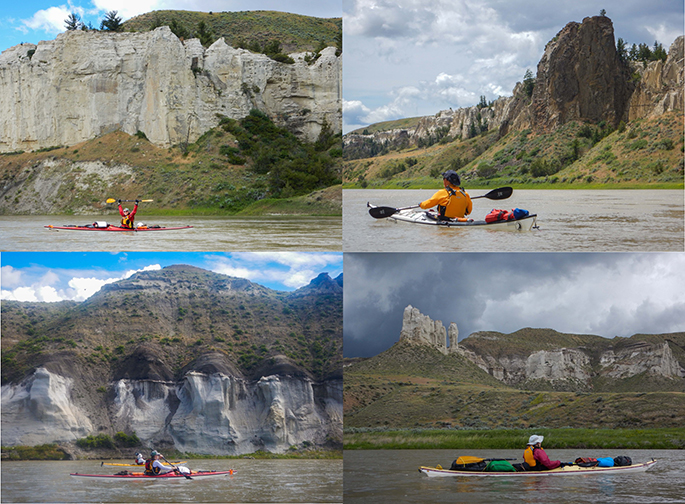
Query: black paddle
368 186 513 219
161 454 192 480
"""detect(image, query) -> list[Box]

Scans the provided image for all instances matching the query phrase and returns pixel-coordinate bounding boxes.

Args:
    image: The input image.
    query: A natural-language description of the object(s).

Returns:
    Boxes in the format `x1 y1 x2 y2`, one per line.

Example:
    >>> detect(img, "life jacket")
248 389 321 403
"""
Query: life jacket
524 446 537 468
438 186 469 218
144 459 160 475
121 214 134 229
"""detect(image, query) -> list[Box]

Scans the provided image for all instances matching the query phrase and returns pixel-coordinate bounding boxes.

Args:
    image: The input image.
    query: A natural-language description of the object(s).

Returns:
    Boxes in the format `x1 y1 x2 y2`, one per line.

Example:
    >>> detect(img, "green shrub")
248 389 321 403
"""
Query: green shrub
76 434 115 450
114 431 141 448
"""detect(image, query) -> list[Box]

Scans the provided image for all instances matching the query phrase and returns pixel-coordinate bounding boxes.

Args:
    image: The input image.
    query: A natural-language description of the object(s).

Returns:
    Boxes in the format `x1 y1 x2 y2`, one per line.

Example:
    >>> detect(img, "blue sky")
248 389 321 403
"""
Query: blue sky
1 252 343 302
0 0 342 52
343 0 685 132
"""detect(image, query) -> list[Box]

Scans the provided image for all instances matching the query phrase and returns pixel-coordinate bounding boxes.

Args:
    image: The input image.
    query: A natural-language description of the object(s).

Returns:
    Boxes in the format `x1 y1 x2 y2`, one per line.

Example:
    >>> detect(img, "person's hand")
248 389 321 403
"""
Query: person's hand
135 199 140 204
173 468 179 473
117 199 121 204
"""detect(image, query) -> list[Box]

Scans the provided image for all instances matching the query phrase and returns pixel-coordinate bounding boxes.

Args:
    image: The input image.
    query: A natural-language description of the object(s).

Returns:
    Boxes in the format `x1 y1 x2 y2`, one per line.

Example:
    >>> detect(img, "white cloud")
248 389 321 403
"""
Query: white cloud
19 5 73 34
1 265 23 288
1 264 164 303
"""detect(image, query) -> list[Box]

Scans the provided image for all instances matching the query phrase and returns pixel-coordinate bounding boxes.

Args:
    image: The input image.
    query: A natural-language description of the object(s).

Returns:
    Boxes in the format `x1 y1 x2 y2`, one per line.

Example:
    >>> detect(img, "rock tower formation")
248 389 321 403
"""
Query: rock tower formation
399 305 458 355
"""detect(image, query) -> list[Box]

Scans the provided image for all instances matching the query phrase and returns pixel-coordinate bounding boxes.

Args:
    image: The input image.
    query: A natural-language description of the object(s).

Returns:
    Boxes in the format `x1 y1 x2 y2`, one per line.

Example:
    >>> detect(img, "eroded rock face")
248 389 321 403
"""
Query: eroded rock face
1 367 93 445
0 27 341 152
1 367 342 455
399 305 457 354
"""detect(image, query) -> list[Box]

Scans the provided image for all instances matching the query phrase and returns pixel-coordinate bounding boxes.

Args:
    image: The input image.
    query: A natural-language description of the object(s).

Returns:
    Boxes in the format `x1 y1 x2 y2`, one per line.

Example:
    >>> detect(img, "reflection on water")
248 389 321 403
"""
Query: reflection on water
0 215 342 251
344 189 684 252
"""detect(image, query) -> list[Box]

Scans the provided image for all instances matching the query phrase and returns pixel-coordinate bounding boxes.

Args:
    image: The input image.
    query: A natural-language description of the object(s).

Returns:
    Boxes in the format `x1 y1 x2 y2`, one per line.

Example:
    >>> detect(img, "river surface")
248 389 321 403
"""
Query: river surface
344 189 684 252
0 458 342 503
343 449 684 504
0 215 341 252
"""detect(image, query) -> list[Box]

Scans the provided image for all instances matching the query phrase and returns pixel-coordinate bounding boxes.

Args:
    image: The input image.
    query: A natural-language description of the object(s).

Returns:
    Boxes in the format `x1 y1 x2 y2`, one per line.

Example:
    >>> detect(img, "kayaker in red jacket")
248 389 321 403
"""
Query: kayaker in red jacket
522 435 562 470
118 200 138 229
419 170 472 220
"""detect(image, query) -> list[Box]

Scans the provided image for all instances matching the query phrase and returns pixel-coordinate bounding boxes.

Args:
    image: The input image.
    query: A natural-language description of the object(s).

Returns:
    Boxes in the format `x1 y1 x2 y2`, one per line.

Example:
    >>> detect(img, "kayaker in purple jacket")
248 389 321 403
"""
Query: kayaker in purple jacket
522 435 562 470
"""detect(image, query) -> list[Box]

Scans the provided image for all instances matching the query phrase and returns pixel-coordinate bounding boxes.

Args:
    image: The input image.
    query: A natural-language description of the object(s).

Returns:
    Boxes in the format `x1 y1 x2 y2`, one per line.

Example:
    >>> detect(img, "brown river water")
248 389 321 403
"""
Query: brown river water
344 189 684 252
1 458 342 503
344 449 685 504
0 215 341 252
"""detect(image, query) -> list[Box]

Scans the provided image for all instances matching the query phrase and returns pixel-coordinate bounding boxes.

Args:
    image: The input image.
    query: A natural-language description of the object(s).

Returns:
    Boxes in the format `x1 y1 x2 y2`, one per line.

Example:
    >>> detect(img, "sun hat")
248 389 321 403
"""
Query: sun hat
527 434 544 445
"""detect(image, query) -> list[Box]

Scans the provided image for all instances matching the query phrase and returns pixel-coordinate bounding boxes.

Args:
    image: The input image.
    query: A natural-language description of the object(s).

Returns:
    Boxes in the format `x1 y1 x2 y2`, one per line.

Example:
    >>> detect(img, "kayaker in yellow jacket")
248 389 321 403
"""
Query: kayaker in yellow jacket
419 170 472 220
521 435 563 471
144 450 176 475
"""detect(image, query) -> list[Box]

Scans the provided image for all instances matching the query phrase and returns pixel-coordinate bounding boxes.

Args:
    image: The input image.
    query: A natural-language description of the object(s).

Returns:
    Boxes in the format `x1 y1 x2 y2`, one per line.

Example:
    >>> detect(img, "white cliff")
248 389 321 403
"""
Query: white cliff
1 367 342 455
1 367 93 445
0 27 341 152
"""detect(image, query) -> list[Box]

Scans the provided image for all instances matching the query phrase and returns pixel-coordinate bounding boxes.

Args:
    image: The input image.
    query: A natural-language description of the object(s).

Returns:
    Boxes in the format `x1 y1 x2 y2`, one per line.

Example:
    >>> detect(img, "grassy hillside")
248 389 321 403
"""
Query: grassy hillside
123 10 341 54
0 111 342 216
344 111 683 189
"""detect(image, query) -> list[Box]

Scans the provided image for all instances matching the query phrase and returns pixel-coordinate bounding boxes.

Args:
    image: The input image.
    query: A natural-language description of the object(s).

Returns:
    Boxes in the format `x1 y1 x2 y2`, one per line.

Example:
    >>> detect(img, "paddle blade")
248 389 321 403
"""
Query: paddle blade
368 206 399 219
478 187 513 200
106 198 116 204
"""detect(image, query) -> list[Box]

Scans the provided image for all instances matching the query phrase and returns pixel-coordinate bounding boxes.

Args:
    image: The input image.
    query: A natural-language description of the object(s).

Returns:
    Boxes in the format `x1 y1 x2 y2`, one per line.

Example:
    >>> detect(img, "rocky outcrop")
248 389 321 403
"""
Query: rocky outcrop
531 16 633 131
0 26 341 152
399 305 458 355
2 367 342 454
343 17 683 156
461 330 684 391
628 36 684 120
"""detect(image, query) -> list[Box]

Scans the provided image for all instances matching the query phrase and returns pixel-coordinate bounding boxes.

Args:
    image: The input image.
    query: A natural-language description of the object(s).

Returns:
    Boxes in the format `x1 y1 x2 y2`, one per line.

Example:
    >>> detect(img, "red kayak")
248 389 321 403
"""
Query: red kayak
45 224 193 232
70 469 234 479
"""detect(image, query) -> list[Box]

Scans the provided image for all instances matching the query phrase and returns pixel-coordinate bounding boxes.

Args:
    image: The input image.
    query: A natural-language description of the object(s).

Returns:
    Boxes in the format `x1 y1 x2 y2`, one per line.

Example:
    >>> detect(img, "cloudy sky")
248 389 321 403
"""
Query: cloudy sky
1 252 342 302
344 253 685 358
0 0 341 52
343 0 684 132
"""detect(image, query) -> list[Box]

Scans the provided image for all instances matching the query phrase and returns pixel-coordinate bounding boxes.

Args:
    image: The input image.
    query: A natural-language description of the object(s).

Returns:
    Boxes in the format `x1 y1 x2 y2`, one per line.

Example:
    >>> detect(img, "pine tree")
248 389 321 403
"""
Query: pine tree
64 13 83 31
100 11 122 32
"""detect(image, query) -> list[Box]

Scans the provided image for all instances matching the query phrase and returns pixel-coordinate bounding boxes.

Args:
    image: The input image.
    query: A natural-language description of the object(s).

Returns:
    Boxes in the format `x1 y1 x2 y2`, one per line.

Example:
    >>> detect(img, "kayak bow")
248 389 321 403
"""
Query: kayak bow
101 461 187 467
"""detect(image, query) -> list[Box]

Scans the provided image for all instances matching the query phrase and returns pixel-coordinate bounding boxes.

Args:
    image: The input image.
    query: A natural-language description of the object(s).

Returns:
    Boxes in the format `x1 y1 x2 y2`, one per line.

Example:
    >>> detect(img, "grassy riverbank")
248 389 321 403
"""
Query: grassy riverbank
1 444 343 461
344 427 685 450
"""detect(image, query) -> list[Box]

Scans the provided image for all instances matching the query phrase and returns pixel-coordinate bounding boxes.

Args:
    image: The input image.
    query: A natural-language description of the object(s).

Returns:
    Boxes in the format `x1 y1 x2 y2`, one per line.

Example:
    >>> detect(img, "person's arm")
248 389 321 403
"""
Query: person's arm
534 448 561 470
464 193 473 216
118 203 125 217
419 190 448 210
130 202 139 218
153 460 174 474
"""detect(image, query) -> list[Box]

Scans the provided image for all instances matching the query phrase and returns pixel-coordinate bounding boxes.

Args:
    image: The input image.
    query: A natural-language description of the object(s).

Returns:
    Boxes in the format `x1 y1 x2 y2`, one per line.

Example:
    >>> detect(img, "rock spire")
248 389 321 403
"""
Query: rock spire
399 305 458 354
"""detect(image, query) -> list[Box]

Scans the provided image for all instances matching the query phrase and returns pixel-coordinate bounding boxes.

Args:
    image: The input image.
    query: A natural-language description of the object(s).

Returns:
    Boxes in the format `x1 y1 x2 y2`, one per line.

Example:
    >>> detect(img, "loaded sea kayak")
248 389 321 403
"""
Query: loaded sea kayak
368 203 538 231
101 461 187 467
419 459 656 477
45 224 192 232
70 469 234 479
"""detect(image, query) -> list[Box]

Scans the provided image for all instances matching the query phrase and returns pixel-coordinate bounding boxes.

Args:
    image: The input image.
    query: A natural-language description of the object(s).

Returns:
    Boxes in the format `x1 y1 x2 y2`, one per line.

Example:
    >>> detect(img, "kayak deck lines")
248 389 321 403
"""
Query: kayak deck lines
419 459 657 477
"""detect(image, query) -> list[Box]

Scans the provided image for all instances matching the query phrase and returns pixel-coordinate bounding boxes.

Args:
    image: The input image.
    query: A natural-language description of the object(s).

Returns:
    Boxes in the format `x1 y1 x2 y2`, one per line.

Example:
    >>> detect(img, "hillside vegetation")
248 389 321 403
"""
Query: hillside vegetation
0 110 342 215
1 266 343 385
344 111 683 189
123 10 342 54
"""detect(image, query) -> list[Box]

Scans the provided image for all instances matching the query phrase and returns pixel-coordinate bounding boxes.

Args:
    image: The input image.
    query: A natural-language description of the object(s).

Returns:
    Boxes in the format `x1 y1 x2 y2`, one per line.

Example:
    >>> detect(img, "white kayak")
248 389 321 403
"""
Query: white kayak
419 459 657 477
368 203 538 231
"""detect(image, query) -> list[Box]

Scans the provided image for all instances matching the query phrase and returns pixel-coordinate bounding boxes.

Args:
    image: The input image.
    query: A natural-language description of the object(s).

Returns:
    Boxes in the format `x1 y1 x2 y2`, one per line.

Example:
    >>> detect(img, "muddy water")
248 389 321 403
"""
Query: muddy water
0 215 341 251
1 458 342 503
344 189 684 252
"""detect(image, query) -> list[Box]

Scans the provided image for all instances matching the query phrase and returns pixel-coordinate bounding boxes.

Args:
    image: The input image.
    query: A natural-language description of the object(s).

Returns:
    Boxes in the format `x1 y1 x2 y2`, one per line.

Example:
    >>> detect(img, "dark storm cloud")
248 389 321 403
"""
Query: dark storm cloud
343 253 685 358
